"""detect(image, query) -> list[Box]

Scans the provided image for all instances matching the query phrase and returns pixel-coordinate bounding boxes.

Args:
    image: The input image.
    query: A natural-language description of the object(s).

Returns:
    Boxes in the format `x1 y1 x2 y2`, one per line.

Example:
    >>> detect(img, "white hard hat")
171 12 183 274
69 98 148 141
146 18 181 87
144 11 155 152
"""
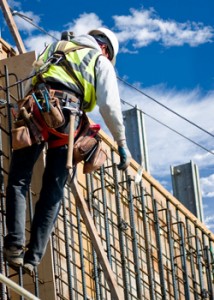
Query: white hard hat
88 27 119 65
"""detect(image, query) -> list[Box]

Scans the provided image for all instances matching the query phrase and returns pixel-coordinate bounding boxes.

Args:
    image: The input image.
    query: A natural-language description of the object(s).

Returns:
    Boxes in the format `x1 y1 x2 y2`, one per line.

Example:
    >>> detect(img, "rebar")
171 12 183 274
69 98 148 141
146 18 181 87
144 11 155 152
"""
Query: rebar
62 196 73 300
112 162 130 300
151 186 167 299
126 175 142 299
165 203 179 300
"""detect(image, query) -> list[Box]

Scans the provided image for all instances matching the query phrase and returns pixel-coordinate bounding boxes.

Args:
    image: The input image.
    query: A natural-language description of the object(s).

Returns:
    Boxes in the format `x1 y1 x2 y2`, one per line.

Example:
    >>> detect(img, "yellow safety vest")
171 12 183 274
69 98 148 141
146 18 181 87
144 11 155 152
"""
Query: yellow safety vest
32 40 101 112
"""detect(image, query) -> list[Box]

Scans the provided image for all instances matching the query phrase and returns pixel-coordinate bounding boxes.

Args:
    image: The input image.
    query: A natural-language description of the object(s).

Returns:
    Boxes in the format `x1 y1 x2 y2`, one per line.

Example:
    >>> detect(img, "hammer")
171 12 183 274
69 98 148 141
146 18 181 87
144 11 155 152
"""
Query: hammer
66 107 82 169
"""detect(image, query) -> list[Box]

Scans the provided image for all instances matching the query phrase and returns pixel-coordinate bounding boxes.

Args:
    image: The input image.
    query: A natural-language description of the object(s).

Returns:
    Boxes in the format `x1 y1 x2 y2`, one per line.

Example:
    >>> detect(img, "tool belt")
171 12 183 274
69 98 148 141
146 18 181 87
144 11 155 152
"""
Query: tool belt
72 113 107 174
11 84 107 173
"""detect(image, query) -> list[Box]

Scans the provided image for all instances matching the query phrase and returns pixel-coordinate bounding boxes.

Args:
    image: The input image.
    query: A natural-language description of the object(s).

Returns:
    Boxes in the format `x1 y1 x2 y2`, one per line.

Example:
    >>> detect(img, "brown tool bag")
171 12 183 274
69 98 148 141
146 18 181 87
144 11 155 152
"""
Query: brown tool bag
73 113 107 174
11 85 66 150
11 95 45 150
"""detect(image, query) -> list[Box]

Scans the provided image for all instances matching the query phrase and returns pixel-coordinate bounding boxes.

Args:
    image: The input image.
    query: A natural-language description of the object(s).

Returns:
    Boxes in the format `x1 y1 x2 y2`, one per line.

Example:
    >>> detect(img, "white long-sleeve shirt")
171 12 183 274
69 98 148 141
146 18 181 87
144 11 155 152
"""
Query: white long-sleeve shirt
72 35 126 144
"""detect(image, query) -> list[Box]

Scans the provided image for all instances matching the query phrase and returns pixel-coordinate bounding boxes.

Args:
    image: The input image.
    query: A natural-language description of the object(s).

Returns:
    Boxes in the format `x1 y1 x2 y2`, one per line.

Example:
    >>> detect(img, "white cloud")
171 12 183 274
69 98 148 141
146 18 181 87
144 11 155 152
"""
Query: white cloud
13 11 41 33
64 13 103 36
201 174 214 198
204 215 214 231
114 8 214 48
24 34 57 55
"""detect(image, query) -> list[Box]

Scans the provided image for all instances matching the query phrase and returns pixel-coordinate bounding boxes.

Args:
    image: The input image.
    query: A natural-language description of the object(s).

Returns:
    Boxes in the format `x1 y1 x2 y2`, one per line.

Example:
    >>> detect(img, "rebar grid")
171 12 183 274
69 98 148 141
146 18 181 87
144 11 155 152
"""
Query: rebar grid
0 65 214 300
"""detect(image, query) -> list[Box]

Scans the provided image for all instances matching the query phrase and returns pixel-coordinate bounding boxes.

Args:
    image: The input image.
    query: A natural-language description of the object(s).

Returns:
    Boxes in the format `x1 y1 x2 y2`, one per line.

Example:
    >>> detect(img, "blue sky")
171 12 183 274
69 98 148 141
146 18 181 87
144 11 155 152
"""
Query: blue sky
1 0 214 231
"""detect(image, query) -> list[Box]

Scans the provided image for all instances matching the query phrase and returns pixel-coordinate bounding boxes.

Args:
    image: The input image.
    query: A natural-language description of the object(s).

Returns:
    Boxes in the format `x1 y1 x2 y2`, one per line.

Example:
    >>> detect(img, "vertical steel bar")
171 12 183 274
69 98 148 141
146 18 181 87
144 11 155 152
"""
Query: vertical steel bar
151 189 167 300
99 165 112 265
195 227 205 298
165 203 179 300
18 268 24 300
126 175 142 299
185 221 199 299
176 216 191 300
139 182 155 300
0 213 5 300
112 162 130 300
203 245 214 300
209 241 214 291
3 65 12 154
0 143 6 300
204 234 214 299
76 207 88 300
85 174 101 300
62 197 73 300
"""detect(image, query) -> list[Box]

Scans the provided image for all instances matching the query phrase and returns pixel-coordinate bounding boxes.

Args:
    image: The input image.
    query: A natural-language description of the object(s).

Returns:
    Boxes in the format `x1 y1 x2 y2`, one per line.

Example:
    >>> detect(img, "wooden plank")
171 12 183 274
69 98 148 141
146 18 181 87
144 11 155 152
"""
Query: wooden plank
0 0 26 54
70 177 124 300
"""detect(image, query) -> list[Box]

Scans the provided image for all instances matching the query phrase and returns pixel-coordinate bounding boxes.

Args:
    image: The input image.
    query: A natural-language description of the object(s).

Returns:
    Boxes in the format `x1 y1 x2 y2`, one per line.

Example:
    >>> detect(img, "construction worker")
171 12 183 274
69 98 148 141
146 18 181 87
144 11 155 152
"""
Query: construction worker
3 27 131 275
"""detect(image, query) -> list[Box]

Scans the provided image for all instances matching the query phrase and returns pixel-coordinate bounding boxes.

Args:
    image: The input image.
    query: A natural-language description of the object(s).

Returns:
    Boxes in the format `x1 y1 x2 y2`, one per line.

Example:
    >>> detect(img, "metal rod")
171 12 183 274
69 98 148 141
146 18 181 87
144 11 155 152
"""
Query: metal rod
176 215 191 300
126 175 142 299
139 182 155 300
205 235 214 299
62 196 73 300
185 220 199 299
151 189 167 300
112 161 130 300
99 165 112 265
86 173 101 300
76 207 88 300
203 245 214 299
195 227 206 297
0 133 6 300
3 65 13 155
165 203 179 300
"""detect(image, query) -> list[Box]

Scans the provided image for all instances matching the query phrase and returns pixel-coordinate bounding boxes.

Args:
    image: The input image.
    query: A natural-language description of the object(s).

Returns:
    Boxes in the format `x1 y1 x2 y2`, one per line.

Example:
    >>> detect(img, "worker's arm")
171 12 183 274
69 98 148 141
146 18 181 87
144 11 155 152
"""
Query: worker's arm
95 56 131 170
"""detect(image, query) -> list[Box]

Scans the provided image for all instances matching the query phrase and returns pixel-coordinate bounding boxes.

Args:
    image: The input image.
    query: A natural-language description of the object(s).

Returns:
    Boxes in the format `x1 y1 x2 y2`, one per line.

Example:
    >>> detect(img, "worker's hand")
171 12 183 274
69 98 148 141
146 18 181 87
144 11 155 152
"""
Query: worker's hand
117 144 131 171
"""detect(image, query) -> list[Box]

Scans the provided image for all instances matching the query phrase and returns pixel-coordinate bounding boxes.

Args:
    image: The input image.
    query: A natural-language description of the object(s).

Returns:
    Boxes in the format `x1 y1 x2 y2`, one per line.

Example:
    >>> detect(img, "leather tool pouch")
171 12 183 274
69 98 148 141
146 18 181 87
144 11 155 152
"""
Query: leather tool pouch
40 97 65 128
11 95 44 149
73 113 107 174
12 126 32 150
83 139 107 174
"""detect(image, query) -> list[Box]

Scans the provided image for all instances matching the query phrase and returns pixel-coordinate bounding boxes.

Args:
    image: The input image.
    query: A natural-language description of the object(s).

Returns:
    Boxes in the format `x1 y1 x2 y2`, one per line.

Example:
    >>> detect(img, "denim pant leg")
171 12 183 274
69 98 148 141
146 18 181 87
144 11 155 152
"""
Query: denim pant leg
4 142 45 248
24 145 69 266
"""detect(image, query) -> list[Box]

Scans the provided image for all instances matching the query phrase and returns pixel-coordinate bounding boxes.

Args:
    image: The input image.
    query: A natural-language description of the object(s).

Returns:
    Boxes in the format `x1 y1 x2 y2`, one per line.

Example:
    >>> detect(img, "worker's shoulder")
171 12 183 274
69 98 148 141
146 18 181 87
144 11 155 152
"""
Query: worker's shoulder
96 55 115 71
95 54 115 76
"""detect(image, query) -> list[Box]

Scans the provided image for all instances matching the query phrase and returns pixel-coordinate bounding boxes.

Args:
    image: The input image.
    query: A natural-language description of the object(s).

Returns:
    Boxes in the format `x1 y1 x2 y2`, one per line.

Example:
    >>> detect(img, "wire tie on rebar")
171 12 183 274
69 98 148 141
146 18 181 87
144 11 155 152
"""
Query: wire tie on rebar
119 220 128 231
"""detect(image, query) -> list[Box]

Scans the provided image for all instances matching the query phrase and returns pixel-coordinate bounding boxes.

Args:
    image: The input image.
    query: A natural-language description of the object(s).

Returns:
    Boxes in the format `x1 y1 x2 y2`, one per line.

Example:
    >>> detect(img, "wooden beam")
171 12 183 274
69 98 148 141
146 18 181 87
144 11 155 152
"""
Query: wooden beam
0 0 26 54
70 177 124 300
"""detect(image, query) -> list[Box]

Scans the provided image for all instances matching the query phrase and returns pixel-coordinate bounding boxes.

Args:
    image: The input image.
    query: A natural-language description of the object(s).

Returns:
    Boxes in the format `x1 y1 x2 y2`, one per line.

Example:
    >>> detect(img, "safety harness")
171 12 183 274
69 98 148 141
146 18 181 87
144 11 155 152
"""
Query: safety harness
31 41 89 148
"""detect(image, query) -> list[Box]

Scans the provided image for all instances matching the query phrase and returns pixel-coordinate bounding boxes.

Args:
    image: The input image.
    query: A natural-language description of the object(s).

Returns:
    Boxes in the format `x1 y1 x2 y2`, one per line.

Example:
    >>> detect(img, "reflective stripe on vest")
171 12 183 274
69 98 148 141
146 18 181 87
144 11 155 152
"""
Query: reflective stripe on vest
32 41 101 112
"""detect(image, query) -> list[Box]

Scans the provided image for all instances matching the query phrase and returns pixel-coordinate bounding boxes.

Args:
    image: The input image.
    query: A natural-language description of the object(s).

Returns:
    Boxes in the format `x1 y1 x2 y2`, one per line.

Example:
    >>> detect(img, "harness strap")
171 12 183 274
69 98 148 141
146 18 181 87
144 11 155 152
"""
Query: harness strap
56 41 85 54
49 89 79 104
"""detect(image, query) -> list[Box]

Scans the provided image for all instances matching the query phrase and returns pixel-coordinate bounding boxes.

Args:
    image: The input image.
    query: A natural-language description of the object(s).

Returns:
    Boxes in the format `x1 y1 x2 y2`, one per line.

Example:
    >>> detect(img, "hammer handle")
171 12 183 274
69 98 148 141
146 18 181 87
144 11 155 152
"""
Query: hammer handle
66 113 76 169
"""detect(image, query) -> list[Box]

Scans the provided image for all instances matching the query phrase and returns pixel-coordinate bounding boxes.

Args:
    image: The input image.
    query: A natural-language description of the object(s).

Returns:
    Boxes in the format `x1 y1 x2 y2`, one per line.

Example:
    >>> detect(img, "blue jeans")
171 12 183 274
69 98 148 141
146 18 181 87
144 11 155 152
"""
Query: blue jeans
4 142 69 266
